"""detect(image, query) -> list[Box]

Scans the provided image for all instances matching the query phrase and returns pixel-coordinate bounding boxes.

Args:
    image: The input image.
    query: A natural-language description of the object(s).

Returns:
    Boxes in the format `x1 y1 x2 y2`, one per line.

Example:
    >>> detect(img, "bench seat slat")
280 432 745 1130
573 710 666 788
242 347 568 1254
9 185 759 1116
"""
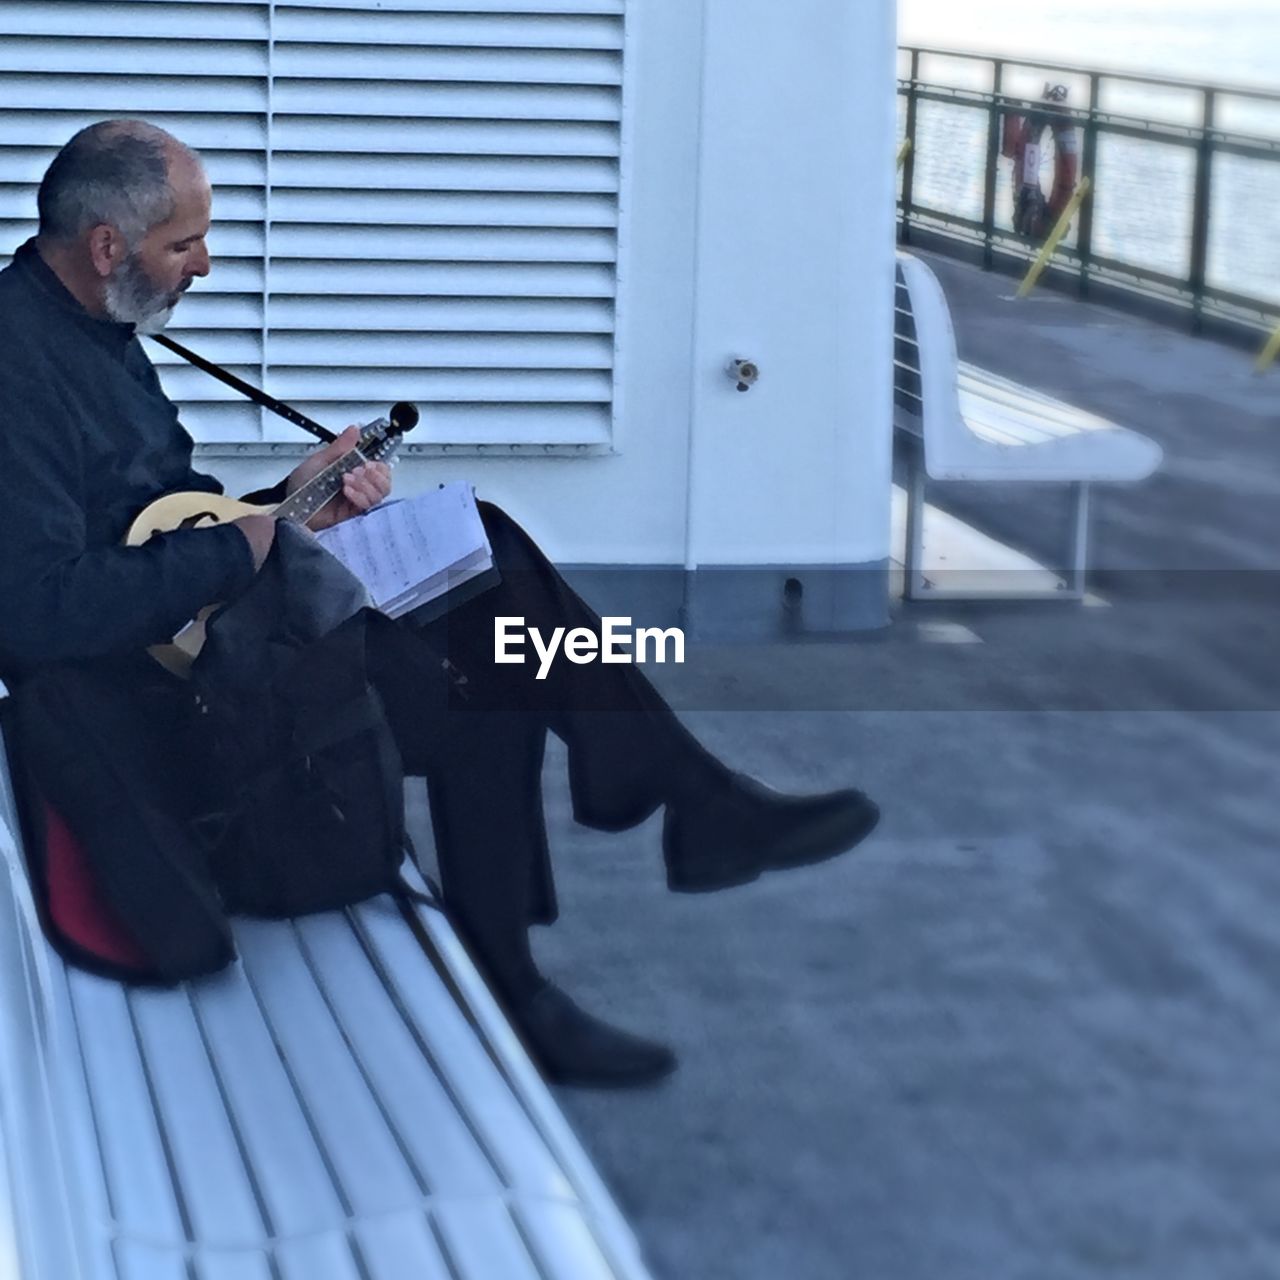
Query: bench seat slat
114 1241 189 1280
952 389 1159 476
961 406 1102 450
233 917 428 1215
65 972 188 1242
187 961 350 1237
352 898 578 1200
352 1209 454 1280
41 958 118 1254
195 1249 277 1280
127 987 270 1244
959 361 1119 431
275 1231 369 1280
291 909 511 1198
519 1199 625 1279
959 368 1118 440
434 1199 546 1280
958 404 1064 446
951 399 1037 448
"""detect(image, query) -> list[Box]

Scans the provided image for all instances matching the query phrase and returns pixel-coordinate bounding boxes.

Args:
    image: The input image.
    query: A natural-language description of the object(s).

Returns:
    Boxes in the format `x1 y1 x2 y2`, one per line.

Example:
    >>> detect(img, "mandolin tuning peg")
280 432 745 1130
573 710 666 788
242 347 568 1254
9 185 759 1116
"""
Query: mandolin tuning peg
390 402 419 434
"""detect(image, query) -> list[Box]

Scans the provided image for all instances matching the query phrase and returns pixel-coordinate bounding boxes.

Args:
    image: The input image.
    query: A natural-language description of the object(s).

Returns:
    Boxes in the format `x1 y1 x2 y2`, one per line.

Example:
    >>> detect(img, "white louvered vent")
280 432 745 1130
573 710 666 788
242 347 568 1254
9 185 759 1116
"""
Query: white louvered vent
0 0 624 449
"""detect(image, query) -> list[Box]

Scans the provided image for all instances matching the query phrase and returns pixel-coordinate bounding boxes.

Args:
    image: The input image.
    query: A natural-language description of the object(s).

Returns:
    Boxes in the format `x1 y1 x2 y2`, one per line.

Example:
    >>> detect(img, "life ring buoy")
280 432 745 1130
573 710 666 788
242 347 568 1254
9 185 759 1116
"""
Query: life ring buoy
1001 106 1079 239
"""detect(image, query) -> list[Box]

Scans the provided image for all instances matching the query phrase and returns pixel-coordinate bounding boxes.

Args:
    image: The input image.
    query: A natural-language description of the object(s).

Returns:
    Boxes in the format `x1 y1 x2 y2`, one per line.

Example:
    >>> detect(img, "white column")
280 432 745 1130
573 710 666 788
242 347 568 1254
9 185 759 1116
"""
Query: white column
684 0 897 573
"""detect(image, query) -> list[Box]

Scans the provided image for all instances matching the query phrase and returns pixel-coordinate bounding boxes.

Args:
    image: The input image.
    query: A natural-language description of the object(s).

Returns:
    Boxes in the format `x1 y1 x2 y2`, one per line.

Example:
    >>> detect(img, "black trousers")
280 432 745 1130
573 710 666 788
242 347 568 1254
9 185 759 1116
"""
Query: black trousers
7 503 721 995
365 502 722 1003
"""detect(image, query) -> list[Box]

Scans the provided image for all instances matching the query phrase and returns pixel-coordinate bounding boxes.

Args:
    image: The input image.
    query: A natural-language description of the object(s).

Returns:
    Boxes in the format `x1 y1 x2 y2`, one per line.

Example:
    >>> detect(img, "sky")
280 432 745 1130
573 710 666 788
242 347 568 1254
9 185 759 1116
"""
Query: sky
898 0 1280 88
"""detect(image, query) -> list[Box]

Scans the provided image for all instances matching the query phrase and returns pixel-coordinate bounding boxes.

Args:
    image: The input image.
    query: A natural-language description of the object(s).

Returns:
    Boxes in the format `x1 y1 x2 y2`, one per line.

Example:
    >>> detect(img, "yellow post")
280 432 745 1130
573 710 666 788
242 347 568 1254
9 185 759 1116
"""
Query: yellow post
1016 177 1093 299
1254 320 1280 373
897 138 912 171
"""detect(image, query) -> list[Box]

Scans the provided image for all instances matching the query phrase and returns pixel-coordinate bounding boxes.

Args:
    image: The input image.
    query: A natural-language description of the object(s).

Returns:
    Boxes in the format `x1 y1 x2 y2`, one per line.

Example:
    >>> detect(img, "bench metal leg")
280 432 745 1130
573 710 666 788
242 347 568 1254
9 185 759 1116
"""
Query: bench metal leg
901 476 1093 603
903 448 929 601
1064 481 1090 601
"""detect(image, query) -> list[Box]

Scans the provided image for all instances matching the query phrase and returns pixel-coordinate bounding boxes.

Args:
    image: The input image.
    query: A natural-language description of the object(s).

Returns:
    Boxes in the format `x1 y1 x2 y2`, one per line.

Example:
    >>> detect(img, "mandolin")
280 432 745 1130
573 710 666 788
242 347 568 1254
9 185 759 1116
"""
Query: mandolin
128 402 418 674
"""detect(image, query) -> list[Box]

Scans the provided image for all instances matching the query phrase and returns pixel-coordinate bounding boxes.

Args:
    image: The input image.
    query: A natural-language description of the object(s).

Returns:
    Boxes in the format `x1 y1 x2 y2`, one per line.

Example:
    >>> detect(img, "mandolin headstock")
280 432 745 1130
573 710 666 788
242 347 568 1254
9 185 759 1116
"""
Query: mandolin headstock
357 401 420 466
277 403 420 526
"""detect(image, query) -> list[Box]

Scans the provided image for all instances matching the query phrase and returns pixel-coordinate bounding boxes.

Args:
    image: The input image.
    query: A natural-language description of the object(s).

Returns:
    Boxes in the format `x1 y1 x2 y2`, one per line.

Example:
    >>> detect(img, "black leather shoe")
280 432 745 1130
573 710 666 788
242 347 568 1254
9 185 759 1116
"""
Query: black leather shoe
513 983 678 1088
664 773 880 893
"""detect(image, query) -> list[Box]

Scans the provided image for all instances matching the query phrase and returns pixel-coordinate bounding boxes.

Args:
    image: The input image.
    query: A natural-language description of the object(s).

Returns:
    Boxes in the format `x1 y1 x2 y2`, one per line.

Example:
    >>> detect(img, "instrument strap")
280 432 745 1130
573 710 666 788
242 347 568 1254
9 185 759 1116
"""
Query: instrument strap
149 333 337 443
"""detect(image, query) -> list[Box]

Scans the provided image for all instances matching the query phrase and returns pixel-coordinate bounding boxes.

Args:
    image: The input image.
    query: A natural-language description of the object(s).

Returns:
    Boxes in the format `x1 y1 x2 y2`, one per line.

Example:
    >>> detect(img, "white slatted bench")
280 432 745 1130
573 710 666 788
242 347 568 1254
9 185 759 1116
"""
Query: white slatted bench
893 252 1163 600
0 688 653 1280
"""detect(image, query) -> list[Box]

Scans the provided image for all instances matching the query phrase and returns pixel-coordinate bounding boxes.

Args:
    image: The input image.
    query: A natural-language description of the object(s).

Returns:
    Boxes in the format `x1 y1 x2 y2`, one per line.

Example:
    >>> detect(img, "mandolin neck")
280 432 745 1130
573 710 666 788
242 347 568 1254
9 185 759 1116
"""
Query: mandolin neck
273 447 370 527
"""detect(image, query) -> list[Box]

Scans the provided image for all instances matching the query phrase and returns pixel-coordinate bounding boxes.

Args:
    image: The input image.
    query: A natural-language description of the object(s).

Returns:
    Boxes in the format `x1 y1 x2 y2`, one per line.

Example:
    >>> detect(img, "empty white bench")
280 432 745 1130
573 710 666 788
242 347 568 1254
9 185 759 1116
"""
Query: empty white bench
893 253 1163 600
0 688 653 1280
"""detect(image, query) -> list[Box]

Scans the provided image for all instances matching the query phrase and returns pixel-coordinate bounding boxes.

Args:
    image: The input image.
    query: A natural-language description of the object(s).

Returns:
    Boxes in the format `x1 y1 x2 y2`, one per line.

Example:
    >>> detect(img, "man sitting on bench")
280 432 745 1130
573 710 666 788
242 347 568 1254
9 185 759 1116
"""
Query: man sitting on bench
0 120 879 1088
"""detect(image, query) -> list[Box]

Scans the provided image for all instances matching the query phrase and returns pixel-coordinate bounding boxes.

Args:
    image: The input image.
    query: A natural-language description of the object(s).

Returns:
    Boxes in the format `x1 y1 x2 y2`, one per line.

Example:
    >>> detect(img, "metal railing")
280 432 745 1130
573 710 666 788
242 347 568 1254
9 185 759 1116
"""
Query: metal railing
897 47 1280 334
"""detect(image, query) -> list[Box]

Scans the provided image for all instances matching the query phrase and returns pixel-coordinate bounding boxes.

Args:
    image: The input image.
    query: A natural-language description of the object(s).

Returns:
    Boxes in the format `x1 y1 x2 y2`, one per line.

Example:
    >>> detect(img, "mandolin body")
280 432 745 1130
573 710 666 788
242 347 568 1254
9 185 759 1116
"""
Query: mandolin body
125 493 278 675
124 492 276 547
125 407 413 675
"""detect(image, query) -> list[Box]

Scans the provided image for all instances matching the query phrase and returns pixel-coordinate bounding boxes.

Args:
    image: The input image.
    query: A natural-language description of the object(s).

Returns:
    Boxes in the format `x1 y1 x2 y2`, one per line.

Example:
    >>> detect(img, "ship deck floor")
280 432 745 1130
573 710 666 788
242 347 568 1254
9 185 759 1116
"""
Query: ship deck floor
441 249 1280 1280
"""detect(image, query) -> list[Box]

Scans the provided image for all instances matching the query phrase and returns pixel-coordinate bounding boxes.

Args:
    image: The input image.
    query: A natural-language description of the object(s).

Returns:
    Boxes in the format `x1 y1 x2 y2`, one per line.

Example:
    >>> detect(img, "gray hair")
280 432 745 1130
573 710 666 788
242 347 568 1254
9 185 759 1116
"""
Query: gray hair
37 120 182 250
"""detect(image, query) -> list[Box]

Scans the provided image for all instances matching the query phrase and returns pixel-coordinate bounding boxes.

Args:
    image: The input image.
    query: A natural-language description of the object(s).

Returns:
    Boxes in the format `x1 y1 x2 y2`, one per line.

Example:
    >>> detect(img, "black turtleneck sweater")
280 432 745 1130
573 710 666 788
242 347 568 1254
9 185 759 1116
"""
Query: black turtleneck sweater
0 238 257 680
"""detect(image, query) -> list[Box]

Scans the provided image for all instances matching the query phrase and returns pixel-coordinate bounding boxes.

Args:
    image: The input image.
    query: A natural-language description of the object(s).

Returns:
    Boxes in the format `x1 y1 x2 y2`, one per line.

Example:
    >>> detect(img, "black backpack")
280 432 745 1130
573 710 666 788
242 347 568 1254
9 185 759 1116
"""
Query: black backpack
189 525 407 918
191 612 406 918
5 660 237 984
5 526 412 983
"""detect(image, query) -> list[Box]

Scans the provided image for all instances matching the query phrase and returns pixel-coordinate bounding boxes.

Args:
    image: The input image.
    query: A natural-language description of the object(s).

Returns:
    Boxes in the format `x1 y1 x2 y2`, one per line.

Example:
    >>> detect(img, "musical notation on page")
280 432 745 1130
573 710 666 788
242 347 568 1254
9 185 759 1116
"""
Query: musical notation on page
314 482 495 620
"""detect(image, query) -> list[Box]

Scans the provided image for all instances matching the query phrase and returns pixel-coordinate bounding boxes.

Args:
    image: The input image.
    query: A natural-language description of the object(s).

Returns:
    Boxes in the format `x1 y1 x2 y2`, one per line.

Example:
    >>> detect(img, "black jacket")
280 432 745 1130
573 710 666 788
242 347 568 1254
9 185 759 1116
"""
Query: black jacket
0 239 257 679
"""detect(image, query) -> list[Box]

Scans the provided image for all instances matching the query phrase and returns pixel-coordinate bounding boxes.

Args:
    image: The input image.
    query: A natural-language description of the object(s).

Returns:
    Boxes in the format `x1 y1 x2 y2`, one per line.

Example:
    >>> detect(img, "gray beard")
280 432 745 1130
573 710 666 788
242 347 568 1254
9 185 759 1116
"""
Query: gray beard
133 302 178 336
103 252 183 332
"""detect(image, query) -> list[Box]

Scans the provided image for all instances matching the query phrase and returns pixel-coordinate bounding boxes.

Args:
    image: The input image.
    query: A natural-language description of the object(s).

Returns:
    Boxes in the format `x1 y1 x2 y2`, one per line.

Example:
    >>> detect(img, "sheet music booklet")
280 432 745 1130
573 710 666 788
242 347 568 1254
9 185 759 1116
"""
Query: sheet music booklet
314 481 496 622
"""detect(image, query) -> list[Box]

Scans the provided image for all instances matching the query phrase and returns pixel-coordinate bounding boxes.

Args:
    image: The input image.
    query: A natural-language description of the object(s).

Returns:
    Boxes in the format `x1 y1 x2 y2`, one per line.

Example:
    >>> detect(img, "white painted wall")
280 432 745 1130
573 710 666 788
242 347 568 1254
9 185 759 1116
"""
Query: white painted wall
215 0 897 576
684 0 898 569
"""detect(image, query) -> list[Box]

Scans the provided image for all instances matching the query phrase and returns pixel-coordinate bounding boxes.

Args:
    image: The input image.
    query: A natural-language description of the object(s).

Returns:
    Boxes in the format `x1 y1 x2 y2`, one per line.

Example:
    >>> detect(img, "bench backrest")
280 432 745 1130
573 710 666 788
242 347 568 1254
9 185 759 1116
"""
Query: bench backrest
894 254 1162 483
893 260 923 420
893 253 964 442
